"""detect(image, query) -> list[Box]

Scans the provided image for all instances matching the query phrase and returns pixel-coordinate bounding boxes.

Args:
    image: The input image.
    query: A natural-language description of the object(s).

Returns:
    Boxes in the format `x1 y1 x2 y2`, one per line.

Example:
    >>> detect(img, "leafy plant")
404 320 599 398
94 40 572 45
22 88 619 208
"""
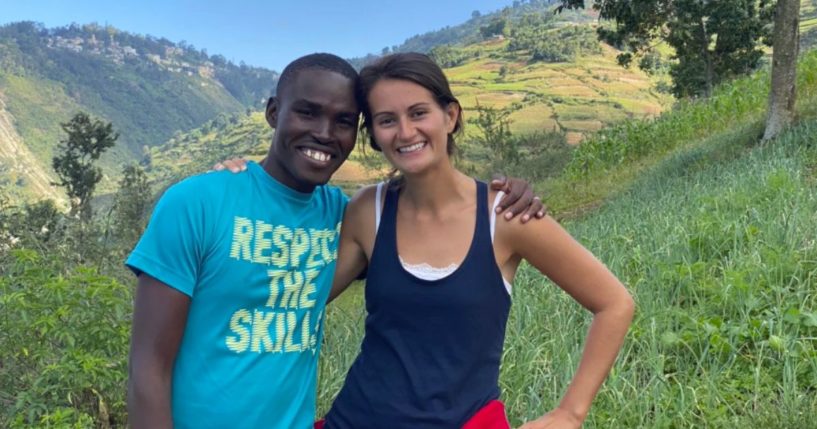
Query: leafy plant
0 249 131 427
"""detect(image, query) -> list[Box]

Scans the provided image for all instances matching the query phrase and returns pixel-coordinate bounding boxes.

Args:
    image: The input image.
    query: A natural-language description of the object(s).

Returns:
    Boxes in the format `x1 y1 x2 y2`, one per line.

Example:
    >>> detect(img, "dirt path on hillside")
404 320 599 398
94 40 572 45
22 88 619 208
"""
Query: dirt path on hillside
0 92 66 205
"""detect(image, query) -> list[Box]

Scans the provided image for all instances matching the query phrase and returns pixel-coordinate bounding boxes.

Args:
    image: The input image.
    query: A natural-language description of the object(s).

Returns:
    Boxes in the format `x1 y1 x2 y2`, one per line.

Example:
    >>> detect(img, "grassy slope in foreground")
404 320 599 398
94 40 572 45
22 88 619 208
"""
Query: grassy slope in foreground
541 48 817 216
502 120 817 428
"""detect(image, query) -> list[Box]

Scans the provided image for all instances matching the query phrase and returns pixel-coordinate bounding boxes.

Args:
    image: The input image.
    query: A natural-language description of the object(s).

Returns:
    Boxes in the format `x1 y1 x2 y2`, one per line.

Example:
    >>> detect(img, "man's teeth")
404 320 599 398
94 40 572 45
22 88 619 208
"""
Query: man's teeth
398 142 425 153
304 148 331 162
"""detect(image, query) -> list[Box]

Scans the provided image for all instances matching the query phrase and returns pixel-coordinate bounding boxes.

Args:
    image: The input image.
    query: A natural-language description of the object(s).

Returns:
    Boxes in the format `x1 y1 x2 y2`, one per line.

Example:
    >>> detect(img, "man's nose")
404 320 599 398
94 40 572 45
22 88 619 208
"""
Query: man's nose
313 118 333 143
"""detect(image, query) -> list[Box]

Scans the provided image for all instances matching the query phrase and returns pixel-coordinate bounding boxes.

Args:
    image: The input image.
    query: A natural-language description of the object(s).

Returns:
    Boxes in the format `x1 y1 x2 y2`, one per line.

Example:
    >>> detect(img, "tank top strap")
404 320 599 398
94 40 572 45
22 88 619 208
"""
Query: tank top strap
473 180 492 253
370 181 401 266
381 181 401 226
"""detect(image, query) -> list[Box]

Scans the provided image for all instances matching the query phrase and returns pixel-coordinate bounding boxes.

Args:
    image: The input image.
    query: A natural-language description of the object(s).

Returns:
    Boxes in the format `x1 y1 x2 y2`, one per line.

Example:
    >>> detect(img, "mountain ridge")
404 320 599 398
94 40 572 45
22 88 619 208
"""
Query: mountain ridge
0 21 279 200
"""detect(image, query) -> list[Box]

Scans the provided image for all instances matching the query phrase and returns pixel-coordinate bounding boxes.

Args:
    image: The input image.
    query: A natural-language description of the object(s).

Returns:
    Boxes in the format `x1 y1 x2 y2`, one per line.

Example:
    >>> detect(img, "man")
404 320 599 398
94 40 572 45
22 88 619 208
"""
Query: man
127 53 541 428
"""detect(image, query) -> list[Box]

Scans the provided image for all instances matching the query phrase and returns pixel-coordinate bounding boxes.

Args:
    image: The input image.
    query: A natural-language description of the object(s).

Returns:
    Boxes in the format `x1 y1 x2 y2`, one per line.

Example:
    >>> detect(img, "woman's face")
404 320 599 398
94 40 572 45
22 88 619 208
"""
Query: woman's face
367 78 459 176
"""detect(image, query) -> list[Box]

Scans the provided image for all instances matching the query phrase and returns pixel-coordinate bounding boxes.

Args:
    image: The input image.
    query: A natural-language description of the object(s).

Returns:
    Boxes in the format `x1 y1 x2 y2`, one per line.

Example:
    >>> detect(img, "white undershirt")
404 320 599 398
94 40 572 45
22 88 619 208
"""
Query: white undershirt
375 182 512 294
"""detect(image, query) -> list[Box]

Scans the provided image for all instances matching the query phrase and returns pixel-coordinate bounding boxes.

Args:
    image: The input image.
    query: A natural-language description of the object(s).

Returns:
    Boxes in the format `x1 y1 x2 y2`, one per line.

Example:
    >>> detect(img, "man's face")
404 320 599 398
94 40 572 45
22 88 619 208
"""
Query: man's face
266 68 359 193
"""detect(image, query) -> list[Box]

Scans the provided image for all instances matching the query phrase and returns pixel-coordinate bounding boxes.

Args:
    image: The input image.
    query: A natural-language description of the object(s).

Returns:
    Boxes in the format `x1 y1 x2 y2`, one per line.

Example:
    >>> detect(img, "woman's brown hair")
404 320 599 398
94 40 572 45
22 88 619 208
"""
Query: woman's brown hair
357 52 463 156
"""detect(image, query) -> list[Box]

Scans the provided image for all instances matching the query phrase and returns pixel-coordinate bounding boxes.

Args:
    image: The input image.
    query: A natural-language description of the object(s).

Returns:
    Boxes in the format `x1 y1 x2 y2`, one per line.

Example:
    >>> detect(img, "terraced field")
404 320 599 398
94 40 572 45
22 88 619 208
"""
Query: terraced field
445 41 671 143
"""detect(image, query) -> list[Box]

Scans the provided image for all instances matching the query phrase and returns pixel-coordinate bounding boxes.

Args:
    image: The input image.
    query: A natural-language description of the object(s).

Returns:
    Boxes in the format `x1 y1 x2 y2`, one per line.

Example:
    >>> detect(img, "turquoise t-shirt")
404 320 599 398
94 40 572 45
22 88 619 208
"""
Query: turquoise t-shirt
126 161 348 429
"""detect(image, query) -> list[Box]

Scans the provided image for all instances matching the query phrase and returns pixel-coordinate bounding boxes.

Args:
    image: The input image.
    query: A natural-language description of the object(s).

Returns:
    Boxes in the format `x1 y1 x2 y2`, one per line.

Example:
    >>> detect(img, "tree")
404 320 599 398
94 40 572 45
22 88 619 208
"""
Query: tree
52 112 118 220
557 0 774 98
763 0 800 141
469 104 519 167
429 44 469 67
480 17 508 39
112 164 151 248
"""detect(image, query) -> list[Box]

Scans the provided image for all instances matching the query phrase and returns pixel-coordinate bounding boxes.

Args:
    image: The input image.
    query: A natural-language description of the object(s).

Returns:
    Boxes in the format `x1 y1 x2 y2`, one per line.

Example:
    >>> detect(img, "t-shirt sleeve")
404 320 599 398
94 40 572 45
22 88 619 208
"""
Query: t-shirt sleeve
125 179 206 297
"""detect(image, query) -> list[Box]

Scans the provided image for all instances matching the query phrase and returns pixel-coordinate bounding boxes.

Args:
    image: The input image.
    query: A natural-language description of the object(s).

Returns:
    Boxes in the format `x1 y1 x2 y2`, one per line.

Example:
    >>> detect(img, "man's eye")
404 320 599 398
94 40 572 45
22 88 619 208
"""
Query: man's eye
296 109 314 117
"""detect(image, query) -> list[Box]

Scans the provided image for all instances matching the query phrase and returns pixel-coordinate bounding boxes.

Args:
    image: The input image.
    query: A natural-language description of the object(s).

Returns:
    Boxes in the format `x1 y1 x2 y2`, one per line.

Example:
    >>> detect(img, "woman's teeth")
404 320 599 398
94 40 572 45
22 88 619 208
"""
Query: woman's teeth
398 142 425 153
304 148 331 162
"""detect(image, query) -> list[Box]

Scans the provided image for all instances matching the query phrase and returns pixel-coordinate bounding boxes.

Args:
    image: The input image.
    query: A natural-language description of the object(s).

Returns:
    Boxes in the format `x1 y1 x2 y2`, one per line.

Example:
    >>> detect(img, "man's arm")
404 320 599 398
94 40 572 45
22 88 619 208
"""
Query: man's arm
490 175 546 222
128 274 191 429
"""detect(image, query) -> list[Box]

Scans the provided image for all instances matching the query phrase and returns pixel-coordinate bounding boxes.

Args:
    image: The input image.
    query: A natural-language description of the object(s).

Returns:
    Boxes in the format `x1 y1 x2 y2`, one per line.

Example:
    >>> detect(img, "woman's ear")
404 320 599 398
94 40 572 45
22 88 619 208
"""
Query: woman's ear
445 102 461 134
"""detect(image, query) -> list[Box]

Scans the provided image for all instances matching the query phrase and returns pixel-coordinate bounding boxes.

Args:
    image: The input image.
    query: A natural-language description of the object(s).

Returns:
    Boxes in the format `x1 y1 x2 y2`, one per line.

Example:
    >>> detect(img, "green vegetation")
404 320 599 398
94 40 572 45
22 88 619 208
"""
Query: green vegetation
509 19 601 63
463 103 574 182
500 119 817 427
142 111 271 189
348 0 596 68
112 164 151 250
802 1 817 50
3 5 817 426
51 113 118 220
0 249 130 427
447 47 670 142
556 0 775 98
0 21 278 202
567 49 817 180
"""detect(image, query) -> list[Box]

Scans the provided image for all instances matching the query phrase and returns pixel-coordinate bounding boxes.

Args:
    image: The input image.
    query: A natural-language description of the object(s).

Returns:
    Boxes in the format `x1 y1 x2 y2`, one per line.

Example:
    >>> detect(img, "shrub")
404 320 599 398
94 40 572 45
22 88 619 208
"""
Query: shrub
0 249 132 427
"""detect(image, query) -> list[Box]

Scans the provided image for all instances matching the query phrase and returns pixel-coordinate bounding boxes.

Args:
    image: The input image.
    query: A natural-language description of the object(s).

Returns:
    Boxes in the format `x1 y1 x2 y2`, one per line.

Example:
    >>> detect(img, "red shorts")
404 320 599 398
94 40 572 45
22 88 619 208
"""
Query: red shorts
462 400 510 429
314 399 509 429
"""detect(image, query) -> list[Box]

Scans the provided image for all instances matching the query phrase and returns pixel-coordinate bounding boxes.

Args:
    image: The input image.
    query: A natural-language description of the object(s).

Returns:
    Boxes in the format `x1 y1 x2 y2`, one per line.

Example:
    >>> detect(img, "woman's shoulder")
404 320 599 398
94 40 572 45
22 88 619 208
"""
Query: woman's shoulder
348 183 380 206
345 182 386 221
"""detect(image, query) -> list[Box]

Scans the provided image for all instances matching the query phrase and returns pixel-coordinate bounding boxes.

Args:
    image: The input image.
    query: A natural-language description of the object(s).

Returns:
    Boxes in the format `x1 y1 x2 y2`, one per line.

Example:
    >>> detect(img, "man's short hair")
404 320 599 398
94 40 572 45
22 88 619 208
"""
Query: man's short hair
274 53 359 97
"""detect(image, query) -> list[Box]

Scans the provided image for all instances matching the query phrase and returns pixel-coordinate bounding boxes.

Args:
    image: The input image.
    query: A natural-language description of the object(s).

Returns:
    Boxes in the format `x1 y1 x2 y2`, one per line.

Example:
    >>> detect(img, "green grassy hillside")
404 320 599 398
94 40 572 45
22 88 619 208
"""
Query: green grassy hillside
802 0 817 50
447 39 669 144
146 30 671 194
0 22 278 202
347 0 593 67
142 111 377 197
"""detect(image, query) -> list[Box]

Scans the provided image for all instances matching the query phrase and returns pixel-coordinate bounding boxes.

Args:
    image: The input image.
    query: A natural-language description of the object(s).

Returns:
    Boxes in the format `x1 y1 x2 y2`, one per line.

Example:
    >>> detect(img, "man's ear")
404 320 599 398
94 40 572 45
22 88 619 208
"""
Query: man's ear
265 97 278 129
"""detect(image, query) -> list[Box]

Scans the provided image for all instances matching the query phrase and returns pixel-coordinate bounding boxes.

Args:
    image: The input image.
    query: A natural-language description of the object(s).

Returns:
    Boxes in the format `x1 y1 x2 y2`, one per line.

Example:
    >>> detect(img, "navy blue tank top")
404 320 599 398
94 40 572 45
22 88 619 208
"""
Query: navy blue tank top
325 180 511 429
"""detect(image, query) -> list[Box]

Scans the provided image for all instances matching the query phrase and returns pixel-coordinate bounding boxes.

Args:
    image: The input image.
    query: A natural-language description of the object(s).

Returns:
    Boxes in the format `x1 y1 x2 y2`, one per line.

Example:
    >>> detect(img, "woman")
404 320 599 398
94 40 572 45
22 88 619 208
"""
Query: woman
321 53 634 429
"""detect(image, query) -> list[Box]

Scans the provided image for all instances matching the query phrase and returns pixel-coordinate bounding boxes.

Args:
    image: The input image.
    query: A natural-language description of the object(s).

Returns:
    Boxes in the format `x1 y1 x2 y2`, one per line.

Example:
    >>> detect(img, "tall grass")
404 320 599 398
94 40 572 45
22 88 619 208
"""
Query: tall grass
317 121 817 427
567 49 817 177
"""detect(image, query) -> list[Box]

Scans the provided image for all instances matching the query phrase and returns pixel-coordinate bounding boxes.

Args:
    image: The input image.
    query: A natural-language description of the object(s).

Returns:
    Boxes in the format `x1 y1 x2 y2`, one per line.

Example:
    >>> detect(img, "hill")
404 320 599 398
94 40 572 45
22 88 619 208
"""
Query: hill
141 111 377 196
803 0 817 50
145 26 670 191
347 0 595 67
0 21 278 203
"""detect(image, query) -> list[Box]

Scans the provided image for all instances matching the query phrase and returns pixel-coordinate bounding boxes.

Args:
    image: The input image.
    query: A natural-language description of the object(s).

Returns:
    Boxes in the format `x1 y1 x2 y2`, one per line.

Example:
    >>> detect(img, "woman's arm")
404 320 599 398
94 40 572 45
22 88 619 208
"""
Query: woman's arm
500 216 635 428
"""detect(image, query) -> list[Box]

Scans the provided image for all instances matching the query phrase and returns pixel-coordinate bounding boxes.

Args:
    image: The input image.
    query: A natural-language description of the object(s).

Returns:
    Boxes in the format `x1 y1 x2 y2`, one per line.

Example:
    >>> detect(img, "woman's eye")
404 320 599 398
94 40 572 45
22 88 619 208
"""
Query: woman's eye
412 110 427 118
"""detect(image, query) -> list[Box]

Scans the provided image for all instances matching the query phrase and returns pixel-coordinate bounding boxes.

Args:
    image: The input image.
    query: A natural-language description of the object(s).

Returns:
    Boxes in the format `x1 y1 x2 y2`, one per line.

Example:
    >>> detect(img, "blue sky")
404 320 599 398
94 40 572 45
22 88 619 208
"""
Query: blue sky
0 0 516 71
